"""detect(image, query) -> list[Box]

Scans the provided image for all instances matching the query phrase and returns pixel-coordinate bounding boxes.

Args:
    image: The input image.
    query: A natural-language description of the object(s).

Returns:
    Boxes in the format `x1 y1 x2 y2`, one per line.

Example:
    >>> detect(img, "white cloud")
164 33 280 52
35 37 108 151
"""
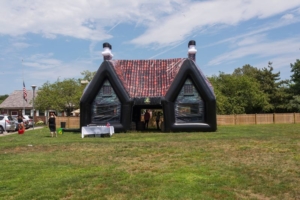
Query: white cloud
236 34 267 47
208 36 300 66
0 0 299 47
130 0 300 47
281 14 294 20
200 13 300 50
23 54 62 70
0 0 186 42
0 1 110 40
21 53 95 86
12 42 30 49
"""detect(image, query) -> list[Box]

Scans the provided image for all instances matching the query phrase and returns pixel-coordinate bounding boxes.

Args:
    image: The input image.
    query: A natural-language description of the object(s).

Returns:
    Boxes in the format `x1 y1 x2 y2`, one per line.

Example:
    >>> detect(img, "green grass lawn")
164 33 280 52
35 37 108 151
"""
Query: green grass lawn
0 124 299 200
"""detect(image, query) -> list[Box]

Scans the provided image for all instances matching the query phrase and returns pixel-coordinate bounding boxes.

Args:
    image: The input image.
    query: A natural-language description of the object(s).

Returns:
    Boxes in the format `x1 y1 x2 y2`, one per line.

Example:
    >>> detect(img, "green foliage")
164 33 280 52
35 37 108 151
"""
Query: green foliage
34 78 84 115
209 72 268 114
0 94 8 104
208 76 229 114
35 120 45 125
290 59 300 95
81 70 96 82
287 95 300 112
233 64 260 77
257 62 290 112
231 62 291 113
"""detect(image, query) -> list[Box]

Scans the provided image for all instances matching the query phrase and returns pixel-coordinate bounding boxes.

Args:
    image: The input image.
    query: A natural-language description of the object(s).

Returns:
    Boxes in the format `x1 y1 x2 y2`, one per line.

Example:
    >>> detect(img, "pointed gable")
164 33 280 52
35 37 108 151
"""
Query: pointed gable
110 58 185 98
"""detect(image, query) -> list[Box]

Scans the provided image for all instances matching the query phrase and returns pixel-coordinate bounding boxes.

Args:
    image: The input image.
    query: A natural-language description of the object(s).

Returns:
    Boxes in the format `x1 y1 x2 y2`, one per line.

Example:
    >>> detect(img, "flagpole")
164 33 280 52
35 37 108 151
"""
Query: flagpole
22 59 24 116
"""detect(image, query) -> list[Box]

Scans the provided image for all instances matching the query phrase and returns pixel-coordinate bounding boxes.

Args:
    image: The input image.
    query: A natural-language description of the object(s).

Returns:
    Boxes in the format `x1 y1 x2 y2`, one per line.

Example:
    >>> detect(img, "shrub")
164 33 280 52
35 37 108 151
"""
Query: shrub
35 121 45 125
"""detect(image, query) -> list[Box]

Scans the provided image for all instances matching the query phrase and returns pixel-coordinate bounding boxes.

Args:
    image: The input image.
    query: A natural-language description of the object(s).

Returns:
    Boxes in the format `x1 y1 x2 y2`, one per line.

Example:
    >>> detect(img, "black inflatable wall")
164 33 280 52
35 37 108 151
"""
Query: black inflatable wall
80 61 132 133
165 59 216 132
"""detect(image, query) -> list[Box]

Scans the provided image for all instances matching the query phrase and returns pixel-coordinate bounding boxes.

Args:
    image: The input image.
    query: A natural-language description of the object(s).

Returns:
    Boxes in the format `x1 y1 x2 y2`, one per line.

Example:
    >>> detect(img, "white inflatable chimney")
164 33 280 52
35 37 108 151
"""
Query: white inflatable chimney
188 40 197 61
102 42 113 60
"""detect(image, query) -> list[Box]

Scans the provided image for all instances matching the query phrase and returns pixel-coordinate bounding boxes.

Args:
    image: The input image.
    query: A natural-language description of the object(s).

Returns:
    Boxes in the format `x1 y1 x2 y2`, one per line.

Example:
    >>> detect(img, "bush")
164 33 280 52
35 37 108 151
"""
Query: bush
35 121 45 125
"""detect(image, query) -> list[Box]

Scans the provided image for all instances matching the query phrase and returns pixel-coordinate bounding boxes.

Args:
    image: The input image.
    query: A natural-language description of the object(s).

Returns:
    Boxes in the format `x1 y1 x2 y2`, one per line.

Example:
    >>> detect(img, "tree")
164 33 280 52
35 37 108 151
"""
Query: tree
287 95 300 112
272 82 291 112
208 72 269 114
233 64 260 78
34 78 84 116
290 59 300 95
257 62 288 112
81 70 96 82
233 62 290 112
208 75 229 114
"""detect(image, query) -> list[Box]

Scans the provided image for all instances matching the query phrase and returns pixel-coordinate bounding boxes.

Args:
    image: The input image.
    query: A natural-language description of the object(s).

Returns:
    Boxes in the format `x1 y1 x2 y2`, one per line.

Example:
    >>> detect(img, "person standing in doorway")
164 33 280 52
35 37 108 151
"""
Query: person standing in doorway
156 112 161 130
144 110 150 129
48 112 57 137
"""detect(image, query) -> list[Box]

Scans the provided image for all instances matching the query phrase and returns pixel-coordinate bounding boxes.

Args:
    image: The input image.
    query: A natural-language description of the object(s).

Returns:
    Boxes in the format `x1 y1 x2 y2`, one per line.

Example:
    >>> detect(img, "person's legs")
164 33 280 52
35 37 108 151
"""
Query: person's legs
50 125 55 137
156 120 159 130
145 120 149 129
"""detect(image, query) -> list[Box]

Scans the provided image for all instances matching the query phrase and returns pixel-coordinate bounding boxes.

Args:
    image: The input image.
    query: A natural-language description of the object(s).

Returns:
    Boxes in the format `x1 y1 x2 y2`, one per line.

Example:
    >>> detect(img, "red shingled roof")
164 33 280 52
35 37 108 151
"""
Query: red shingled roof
110 58 185 98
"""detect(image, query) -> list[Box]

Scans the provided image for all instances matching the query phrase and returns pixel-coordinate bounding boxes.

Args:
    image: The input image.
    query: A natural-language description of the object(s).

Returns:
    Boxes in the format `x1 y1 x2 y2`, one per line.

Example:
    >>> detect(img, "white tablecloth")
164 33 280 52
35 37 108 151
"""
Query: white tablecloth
82 126 114 138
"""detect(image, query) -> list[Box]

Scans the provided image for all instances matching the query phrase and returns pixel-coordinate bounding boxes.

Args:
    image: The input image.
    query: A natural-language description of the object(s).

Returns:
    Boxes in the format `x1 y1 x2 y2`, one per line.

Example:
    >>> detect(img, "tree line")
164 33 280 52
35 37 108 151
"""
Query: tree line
209 59 300 114
12 60 300 116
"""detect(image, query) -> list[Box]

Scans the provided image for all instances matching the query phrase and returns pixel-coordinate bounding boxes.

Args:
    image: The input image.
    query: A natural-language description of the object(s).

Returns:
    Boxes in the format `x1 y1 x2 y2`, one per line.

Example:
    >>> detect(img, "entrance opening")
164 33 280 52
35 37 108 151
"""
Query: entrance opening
131 105 163 131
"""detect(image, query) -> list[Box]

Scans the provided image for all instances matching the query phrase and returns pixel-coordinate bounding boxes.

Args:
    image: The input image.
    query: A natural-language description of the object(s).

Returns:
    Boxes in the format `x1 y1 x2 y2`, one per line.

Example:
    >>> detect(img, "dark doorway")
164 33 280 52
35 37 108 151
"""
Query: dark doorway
132 105 163 131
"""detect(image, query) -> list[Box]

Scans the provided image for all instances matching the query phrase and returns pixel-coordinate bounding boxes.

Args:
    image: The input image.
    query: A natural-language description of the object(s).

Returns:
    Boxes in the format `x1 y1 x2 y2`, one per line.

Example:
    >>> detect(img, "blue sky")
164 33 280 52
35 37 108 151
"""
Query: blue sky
1 0 300 95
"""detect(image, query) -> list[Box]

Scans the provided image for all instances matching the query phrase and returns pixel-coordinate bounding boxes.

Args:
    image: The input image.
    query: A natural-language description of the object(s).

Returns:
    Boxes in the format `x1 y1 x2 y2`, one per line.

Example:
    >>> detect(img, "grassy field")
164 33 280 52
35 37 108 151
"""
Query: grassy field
0 124 299 200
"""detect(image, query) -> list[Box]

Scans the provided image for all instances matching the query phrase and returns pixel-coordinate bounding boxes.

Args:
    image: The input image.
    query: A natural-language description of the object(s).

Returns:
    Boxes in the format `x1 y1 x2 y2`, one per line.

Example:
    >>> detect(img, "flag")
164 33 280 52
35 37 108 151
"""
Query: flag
23 81 27 102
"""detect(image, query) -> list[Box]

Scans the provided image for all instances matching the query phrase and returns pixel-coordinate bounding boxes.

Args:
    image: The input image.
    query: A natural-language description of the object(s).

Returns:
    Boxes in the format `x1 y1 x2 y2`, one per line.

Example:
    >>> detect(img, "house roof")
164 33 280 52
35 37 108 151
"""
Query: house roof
0 90 35 109
109 58 214 99
110 58 185 98
81 57 215 106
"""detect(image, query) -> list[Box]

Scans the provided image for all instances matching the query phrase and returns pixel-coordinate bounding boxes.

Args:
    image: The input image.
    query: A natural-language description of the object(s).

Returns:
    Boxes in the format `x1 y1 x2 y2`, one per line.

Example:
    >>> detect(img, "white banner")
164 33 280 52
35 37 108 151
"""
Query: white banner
82 126 114 138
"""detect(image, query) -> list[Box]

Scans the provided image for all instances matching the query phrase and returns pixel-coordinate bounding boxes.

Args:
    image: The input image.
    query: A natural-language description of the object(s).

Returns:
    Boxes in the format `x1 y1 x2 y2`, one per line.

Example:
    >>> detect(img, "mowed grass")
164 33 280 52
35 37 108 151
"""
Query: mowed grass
0 124 300 200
